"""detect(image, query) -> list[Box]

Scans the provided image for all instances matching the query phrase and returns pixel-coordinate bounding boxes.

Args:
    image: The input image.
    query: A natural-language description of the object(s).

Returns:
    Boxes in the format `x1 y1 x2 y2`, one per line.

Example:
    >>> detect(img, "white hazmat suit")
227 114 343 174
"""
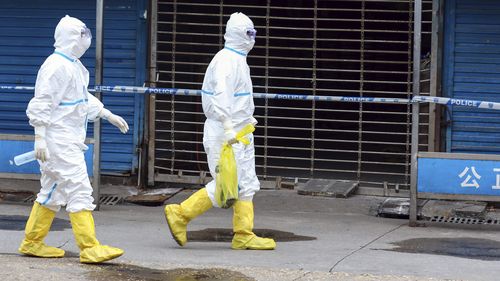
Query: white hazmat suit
202 12 259 205
27 15 127 212
19 15 127 263
164 12 276 250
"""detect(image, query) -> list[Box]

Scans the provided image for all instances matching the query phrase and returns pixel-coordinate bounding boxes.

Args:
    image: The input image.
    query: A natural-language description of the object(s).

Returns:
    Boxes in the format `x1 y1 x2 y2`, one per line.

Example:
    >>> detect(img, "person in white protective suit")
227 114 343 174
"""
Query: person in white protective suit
18 15 129 263
164 12 276 250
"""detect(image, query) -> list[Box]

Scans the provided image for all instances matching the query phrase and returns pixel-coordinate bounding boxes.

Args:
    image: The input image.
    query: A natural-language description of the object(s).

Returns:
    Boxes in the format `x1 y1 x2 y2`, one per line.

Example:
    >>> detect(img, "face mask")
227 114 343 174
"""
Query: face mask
247 39 255 51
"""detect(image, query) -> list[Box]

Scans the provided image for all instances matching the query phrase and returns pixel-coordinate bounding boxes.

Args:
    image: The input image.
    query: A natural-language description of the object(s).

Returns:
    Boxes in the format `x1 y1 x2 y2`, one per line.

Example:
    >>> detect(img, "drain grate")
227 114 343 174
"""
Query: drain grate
429 216 500 225
16 194 122 206
23 195 36 204
99 195 123 206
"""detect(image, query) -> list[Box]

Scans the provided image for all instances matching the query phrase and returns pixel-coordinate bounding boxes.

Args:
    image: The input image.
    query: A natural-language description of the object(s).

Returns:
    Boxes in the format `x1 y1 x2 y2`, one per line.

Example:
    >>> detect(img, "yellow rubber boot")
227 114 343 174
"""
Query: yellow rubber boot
18 202 65 258
164 188 213 246
69 210 123 263
232 200 276 250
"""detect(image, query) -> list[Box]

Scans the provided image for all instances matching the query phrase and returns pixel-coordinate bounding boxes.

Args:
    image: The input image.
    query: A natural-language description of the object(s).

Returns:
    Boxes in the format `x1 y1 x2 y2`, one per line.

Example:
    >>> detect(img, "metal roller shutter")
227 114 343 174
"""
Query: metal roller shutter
0 0 146 174
152 0 432 190
443 0 500 154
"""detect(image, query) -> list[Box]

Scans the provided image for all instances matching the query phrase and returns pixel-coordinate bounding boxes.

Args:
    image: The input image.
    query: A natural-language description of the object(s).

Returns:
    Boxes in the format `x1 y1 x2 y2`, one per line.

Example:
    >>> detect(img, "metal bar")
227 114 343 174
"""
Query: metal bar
410 0 422 227
418 193 500 203
160 65 413 75
157 52 411 65
0 134 35 141
429 0 444 152
159 1 427 12
254 127 416 135
418 152 500 161
218 0 223 49
0 173 40 180
309 0 318 179
156 44 412 53
156 139 203 145
147 93 157 186
357 0 366 183
404 0 414 191
255 107 410 114
155 157 205 163
259 146 410 155
263 0 270 180
92 0 104 211
428 0 438 152
156 120 204 125
169 0 177 175
147 0 158 186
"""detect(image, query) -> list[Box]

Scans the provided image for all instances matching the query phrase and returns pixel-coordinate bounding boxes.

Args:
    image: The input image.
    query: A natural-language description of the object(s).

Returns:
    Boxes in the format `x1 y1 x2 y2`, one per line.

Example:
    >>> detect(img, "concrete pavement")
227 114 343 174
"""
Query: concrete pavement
1 189 499 280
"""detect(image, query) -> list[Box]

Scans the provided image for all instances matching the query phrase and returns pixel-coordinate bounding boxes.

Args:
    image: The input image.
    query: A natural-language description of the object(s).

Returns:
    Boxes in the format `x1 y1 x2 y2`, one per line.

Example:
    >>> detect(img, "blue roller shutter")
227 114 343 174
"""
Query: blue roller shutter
0 0 146 174
443 0 500 154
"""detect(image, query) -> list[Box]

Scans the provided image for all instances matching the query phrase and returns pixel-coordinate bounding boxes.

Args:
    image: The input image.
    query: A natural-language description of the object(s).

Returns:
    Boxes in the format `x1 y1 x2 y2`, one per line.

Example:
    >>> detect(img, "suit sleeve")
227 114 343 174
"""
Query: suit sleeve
86 93 104 121
26 63 66 128
203 59 236 124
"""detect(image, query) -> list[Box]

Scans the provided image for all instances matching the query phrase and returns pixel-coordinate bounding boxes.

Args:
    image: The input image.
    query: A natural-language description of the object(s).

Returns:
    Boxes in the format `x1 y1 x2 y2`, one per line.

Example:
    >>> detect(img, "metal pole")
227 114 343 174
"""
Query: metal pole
429 0 444 152
93 0 104 210
147 0 158 186
409 0 422 226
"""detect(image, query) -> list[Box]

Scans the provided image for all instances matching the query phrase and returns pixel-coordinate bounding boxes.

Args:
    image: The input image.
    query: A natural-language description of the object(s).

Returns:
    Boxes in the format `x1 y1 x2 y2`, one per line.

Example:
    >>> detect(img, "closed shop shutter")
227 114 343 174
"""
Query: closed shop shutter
151 0 433 189
443 0 500 153
0 0 146 174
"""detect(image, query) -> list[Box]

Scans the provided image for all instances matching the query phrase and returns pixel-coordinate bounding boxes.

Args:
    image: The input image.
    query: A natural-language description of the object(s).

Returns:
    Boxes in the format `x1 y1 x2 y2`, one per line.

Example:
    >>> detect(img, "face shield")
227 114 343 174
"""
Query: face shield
75 26 92 58
81 27 92 40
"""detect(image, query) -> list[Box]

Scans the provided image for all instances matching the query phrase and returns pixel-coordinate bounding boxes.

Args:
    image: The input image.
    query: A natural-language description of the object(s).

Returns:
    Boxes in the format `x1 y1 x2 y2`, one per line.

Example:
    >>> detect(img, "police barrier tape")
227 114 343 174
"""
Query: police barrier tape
1 84 499 110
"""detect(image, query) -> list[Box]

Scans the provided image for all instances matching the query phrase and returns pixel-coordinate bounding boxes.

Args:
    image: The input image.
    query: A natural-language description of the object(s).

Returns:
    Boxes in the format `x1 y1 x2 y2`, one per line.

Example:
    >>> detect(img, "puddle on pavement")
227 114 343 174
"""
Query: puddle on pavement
0 215 70 231
187 228 316 242
388 237 500 261
89 264 254 281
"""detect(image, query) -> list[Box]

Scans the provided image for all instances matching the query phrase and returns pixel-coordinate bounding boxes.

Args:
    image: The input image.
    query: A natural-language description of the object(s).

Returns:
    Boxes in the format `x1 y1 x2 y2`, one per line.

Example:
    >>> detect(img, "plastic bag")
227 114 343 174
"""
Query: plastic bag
215 124 255 208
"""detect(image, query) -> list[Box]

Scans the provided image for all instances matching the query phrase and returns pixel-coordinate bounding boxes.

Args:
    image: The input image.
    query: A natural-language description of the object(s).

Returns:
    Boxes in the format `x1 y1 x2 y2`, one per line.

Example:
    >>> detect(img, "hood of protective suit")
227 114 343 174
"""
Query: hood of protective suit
224 12 255 55
54 15 91 59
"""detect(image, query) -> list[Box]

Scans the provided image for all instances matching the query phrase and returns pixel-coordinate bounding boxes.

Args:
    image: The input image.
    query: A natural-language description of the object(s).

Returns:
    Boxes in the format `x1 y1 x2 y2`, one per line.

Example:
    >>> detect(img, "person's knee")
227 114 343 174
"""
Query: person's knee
66 194 95 213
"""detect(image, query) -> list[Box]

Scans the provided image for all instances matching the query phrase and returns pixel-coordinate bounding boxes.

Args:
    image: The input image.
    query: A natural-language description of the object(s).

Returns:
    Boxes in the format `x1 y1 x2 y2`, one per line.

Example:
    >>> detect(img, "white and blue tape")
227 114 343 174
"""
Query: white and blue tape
1 84 499 110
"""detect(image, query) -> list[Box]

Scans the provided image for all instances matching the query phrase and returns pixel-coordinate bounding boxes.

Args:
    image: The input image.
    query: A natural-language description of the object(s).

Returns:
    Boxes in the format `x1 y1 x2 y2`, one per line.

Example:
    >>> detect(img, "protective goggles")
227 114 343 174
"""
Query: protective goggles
81 27 92 39
246 28 257 40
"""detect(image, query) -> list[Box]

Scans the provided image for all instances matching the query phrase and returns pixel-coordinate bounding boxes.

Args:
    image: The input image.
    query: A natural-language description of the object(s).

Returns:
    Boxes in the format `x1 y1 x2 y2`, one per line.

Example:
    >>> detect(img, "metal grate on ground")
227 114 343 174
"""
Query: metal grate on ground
429 216 500 226
98 195 124 206
20 194 122 206
151 0 433 191
23 195 35 204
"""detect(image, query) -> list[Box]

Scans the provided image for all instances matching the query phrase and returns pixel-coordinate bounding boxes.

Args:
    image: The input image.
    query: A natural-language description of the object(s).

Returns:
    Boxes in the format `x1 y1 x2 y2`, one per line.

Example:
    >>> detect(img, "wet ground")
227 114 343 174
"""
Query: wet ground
388 237 500 261
88 264 254 281
0 254 452 281
187 228 316 242
0 215 70 231
2 190 499 280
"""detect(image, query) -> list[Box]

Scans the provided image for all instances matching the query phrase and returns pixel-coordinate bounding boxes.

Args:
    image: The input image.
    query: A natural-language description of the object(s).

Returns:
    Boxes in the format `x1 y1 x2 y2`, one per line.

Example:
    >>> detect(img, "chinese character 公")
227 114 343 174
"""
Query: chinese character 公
458 166 481 189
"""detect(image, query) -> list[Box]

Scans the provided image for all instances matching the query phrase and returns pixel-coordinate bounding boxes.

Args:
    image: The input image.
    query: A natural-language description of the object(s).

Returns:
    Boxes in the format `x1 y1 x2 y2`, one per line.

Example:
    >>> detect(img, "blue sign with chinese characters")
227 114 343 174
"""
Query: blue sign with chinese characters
418 155 500 196
0 140 94 176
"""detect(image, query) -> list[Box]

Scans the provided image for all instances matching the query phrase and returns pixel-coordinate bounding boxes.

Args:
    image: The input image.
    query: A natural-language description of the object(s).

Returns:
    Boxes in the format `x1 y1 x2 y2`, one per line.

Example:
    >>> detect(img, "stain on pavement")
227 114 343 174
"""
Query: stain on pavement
0 215 70 231
88 264 254 281
387 237 500 261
